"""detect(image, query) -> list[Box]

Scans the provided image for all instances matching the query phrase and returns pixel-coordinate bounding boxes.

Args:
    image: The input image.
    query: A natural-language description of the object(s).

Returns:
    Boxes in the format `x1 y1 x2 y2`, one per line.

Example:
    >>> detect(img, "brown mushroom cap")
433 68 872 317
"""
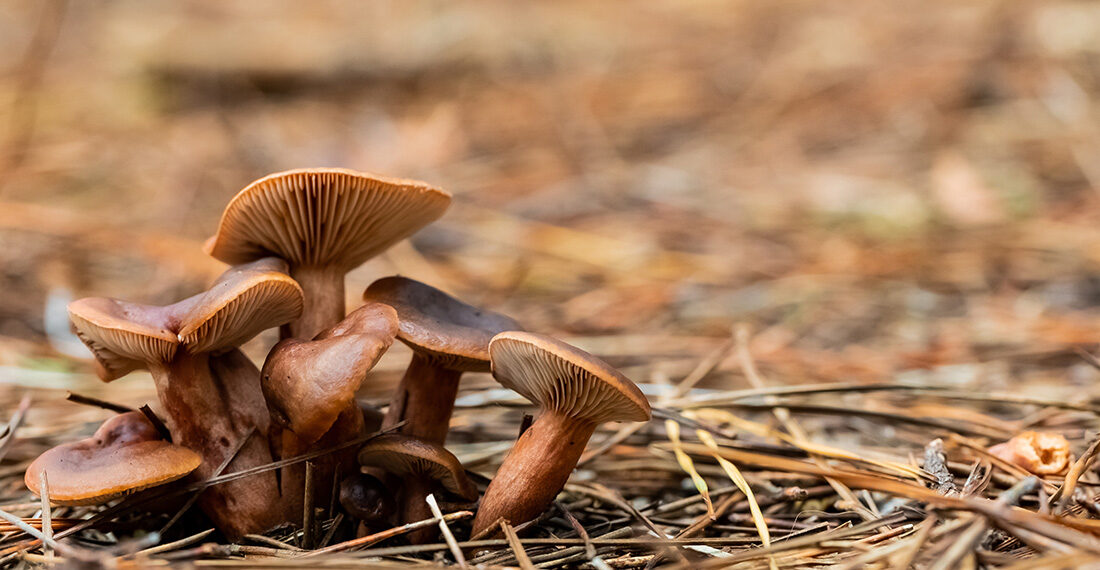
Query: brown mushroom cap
357 434 476 501
363 276 521 372
68 258 304 381
25 412 201 505
204 168 452 270
488 331 651 424
261 302 398 443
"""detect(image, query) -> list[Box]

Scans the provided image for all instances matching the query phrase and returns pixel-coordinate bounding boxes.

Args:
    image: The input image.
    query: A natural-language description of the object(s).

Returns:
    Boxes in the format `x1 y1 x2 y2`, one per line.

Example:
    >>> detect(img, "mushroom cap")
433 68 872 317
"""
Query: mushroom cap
357 434 476 501
68 258 303 381
339 473 395 524
488 331 651 424
204 168 452 270
261 302 398 443
25 412 201 505
363 276 521 372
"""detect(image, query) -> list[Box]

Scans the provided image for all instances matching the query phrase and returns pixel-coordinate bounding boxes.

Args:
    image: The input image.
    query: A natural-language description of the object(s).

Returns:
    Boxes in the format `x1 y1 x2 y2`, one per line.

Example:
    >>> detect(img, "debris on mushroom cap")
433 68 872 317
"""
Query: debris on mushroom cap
363 276 521 371
262 302 398 443
488 331 651 424
67 257 304 381
25 412 201 505
988 431 1072 476
357 434 477 501
204 168 452 269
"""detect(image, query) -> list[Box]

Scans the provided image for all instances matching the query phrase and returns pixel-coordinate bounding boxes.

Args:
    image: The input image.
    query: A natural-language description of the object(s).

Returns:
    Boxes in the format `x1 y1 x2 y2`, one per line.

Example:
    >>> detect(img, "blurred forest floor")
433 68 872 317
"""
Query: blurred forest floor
2 0 1100 566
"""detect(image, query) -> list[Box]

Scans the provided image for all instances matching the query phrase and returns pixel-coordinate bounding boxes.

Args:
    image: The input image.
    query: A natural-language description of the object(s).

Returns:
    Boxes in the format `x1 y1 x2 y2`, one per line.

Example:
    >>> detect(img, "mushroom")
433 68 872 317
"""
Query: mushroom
339 473 395 529
363 276 520 444
204 168 452 341
261 302 398 504
989 431 1072 476
357 434 477 544
471 331 651 536
67 258 304 538
26 411 200 505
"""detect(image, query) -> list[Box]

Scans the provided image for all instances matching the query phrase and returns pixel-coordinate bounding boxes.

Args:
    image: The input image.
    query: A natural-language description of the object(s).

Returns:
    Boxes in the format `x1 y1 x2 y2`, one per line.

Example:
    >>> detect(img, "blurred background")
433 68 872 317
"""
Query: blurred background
1 0 1100 424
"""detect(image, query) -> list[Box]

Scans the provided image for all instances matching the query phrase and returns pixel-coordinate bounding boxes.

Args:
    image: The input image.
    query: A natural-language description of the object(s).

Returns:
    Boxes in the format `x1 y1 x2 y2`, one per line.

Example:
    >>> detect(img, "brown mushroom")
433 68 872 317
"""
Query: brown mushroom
339 473 395 529
358 434 476 544
204 168 452 341
25 412 200 505
261 302 398 504
364 276 520 444
471 332 651 536
67 258 304 538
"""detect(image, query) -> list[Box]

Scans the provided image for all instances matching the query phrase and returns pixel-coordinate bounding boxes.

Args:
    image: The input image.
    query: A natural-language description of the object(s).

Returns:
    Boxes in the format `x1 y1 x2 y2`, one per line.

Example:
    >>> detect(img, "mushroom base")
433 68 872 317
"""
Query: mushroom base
402 475 438 544
471 412 596 536
152 349 294 539
383 354 462 444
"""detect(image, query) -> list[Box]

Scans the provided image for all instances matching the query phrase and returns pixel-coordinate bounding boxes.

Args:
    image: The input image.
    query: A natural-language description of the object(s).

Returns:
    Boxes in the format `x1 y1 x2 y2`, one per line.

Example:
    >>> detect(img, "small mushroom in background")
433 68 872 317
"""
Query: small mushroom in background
66 258 304 539
261 302 399 502
364 276 520 445
988 431 1072 476
204 168 452 341
339 472 395 533
357 434 477 544
26 411 200 505
471 331 651 537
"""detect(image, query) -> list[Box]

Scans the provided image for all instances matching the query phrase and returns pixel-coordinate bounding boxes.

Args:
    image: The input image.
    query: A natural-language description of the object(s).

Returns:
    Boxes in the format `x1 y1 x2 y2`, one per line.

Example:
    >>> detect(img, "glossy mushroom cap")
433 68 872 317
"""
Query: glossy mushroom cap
357 434 477 501
339 473 395 524
68 258 303 380
25 412 200 505
204 168 452 270
262 302 399 443
488 331 651 424
363 276 520 372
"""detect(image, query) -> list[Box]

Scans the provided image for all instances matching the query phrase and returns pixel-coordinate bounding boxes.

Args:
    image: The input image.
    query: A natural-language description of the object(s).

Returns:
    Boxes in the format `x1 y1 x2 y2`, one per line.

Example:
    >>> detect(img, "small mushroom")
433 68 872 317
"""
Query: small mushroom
67 258 304 538
26 412 200 505
261 302 398 504
339 473 395 529
471 331 651 536
364 276 520 444
358 434 476 544
204 168 452 341
989 431 1072 476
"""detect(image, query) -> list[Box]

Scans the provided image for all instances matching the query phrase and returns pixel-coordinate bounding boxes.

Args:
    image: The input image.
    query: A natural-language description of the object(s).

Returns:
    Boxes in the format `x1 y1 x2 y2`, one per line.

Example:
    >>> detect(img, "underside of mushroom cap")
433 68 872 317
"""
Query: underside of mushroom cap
68 298 178 381
177 257 304 353
25 412 201 505
204 168 452 270
363 276 521 372
488 331 651 425
262 302 398 443
357 434 476 500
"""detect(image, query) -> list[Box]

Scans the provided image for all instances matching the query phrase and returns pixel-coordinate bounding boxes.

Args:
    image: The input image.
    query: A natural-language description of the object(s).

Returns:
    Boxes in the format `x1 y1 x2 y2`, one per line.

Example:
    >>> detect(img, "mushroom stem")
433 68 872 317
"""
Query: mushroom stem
283 265 346 340
402 475 438 544
472 411 596 536
150 348 292 539
383 354 463 444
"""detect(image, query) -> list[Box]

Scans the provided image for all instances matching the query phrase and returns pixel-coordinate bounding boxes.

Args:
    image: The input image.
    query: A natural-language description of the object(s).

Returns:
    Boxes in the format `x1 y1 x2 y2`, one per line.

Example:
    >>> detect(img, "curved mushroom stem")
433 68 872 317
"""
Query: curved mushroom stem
402 475 439 544
283 265 345 341
383 354 462 444
472 411 596 536
150 348 293 539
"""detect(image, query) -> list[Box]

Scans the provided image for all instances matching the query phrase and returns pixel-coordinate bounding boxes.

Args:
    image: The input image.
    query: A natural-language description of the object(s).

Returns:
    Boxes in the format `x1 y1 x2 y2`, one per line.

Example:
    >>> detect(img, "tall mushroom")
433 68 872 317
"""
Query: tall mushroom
204 168 452 341
357 434 477 544
26 411 201 505
261 302 398 501
67 258 304 538
364 276 520 444
471 331 651 536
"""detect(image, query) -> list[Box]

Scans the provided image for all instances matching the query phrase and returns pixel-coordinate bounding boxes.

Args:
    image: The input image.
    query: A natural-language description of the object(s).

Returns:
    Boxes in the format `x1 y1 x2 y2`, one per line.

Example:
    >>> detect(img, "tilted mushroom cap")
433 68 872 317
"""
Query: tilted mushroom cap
488 331 651 425
25 412 200 505
68 258 304 381
204 168 452 269
363 276 521 372
357 434 476 501
262 302 398 443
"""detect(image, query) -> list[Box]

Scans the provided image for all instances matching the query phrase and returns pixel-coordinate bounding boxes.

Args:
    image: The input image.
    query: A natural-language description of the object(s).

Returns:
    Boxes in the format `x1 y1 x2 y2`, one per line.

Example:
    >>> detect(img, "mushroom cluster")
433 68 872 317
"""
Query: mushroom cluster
27 167 651 544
